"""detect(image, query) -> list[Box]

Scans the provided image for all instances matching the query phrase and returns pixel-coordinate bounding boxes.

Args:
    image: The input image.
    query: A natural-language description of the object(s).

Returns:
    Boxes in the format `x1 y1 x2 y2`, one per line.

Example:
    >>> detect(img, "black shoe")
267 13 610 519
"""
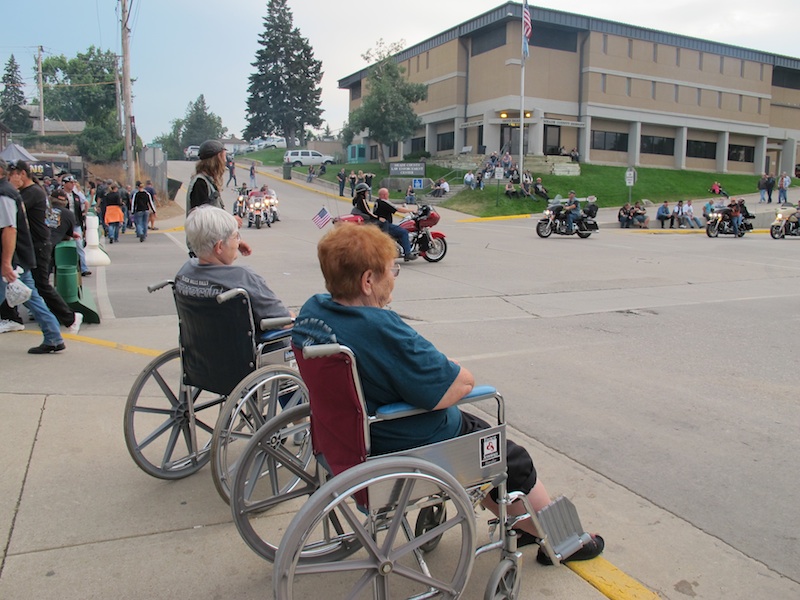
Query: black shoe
536 534 604 566
82 271 92 276
514 530 540 548
28 342 66 354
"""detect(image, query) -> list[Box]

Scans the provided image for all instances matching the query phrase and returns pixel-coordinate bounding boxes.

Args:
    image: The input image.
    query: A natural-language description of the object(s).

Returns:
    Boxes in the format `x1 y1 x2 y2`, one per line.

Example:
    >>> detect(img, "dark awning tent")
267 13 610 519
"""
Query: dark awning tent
0 143 55 178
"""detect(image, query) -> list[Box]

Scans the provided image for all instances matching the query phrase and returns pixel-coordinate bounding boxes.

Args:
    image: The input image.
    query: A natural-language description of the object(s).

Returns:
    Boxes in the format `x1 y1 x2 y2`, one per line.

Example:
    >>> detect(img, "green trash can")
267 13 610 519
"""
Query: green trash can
282 163 292 180
54 241 80 304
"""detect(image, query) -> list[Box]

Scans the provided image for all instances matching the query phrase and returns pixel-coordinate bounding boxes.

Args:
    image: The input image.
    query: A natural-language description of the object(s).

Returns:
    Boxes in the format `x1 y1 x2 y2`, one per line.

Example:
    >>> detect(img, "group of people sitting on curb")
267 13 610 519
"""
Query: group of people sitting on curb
619 197 755 230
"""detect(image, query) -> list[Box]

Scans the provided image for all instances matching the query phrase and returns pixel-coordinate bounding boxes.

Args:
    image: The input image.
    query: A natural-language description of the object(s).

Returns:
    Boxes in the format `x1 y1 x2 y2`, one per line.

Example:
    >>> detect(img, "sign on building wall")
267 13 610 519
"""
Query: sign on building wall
389 162 426 177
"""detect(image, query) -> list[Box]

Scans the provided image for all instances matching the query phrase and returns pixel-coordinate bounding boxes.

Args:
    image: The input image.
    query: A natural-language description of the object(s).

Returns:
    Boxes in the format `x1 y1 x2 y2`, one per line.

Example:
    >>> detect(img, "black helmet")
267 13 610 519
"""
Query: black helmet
355 182 370 194
198 139 225 160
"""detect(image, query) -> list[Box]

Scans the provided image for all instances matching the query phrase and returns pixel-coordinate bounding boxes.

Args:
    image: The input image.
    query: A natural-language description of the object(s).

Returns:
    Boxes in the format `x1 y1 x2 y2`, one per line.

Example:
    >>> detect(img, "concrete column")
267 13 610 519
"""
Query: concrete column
628 121 641 166
454 117 465 156
754 135 767 175
716 131 729 173
483 111 501 155
531 108 545 156
674 126 687 170
580 115 591 164
425 123 436 155
780 138 797 176
525 123 535 157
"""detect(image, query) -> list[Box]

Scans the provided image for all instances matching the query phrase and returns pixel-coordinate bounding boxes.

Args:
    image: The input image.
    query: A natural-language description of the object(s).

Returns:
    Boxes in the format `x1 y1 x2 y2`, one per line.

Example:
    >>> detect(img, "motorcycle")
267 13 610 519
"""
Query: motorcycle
336 204 447 262
263 191 280 225
233 194 248 219
770 205 800 239
248 197 267 229
536 197 599 239
705 206 754 237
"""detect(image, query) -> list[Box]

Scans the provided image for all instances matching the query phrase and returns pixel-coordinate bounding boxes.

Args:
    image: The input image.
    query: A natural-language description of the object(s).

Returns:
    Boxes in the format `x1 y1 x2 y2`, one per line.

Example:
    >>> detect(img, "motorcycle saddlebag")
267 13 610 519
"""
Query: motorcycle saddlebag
583 219 599 231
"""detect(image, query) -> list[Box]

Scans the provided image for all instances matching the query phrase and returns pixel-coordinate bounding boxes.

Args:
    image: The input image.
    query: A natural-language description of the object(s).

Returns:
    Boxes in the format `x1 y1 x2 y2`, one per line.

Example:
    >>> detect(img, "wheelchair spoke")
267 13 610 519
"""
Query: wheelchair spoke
390 562 458 596
160 422 184 470
380 476 417 555
151 369 180 408
135 416 176 451
331 498 383 559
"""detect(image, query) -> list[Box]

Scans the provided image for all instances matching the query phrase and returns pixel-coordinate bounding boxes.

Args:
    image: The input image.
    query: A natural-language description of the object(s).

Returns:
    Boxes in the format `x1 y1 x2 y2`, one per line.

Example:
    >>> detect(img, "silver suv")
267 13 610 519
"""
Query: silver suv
283 150 335 167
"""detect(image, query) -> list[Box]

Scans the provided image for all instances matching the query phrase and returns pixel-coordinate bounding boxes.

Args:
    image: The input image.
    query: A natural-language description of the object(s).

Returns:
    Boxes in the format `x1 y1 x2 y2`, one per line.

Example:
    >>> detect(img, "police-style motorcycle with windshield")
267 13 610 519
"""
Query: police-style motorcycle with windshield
536 194 599 239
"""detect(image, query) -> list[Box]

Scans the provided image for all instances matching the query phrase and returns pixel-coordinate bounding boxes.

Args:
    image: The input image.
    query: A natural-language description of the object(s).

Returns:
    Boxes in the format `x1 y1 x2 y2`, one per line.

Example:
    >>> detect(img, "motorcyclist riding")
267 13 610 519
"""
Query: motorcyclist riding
564 191 581 233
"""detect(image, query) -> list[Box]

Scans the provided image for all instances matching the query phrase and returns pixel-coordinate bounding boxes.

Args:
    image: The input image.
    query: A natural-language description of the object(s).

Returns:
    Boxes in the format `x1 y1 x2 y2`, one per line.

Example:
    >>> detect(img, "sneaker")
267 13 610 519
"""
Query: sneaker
679 225 686 229
68 312 83 334
28 342 66 354
82 271 92 277
0 319 25 333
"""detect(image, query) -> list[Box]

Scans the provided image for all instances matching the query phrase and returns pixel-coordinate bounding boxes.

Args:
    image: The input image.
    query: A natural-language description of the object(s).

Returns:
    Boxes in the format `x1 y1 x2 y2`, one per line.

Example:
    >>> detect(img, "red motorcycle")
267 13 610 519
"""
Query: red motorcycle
335 204 447 262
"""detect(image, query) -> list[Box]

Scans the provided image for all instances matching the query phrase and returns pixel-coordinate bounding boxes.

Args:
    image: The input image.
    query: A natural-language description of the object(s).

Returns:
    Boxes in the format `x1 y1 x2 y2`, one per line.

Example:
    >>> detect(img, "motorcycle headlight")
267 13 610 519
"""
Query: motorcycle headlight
776 214 784 221
254 202 262 208
544 210 552 216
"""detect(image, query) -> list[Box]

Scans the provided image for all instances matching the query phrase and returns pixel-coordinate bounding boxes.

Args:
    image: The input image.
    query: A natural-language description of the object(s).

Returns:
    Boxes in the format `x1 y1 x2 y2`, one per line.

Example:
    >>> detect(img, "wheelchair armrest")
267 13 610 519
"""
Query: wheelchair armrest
259 316 294 331
374 385 501 421
217 287 249 304
302 343 346 359
259 328 292 344
147 280 173 293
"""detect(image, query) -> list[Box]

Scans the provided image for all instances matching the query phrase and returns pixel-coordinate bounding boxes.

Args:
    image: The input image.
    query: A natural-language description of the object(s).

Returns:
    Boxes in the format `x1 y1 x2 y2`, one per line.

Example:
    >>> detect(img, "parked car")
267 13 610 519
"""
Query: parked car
263 136 287 149
184 145 200 160
283 149 335 167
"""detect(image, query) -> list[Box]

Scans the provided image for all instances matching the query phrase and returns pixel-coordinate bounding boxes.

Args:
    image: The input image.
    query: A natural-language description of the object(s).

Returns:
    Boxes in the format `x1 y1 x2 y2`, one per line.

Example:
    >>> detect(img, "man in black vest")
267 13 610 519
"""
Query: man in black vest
62 175 91 276
0 158 66 352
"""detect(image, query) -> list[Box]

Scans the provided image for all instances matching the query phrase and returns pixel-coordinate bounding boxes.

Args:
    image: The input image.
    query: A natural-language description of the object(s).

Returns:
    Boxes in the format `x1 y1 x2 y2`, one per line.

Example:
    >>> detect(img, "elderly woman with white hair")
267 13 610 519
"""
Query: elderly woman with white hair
175 205 290 323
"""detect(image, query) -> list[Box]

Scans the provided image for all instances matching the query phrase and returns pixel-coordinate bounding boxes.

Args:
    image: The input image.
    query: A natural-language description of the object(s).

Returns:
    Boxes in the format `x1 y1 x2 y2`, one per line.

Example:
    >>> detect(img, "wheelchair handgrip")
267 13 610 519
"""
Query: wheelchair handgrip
147 280 173 293
216 288 248 304
260 316 294 331
302 343 344 359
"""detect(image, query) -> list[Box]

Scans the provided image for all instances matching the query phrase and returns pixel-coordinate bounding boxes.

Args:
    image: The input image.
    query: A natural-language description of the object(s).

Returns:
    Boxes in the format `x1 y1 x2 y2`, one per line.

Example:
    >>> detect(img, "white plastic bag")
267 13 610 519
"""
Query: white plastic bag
3 267 32 307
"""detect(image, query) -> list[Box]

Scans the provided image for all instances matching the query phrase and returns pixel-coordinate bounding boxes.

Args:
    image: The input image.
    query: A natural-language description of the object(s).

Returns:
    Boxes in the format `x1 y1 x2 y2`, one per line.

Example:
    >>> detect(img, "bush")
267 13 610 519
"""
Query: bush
404 150 431 161
76 124 123 163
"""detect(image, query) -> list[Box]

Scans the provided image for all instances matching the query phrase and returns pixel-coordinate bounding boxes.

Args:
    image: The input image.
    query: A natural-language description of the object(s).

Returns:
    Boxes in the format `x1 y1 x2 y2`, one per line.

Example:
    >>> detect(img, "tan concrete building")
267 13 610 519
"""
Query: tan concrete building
338 2 800 175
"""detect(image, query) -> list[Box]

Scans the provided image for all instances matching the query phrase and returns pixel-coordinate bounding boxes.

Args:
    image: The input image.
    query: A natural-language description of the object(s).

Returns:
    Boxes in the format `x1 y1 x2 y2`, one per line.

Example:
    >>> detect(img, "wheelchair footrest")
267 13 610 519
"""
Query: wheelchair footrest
535 495 591 564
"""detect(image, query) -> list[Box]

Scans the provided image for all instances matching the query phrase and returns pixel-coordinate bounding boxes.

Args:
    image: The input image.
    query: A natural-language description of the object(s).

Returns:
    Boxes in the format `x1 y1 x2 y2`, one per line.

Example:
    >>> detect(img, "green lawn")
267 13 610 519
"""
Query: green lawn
443 164 764 217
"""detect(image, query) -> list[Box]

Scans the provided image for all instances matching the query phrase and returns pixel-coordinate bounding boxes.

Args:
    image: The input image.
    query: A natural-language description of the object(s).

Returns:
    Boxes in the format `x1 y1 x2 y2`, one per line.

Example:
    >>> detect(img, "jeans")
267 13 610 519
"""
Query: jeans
565 209 580 232
760 189 767 202
381 222 412 257
687 216 703 228
250 174 256 189
133 210 149 239
731 215 742 236
121 204 129 233
227 172 237 186
338 181 345 196
108 222 120 241
0 270 63 346
73 227 88 272
778 188 788 203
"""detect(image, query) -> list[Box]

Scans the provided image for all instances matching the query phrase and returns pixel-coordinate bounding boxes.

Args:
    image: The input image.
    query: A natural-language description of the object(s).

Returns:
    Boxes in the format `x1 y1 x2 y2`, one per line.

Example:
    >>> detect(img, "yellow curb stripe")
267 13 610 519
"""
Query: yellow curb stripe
567 557 658 600
21 329 163 357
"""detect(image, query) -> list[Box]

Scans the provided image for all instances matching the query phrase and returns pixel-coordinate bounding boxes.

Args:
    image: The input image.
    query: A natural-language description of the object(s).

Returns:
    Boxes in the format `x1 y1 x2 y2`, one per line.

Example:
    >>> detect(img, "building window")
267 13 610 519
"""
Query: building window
531 25 577 52
687 140 717 159
653 43 658 63
740 59 745 78
652 81 657 99
674 84 679 102
758 97 762 114
369 145 378 160
738 95 743 111
641 135 675 156
388 142 399 158
591 131 629 152
773 66 800 90
411 137 426 153
601 73 607 93
437 132 455 152
626 78 631 96
416 55 420 73
699 52 704 70
350 82 361 101
676 47 681 67
728 144 755 163
471 25 506 56
760 63 765 82
602 34 608 54
719 56 724 74
627 39 633 58
718 91 722 109
697 88 702 106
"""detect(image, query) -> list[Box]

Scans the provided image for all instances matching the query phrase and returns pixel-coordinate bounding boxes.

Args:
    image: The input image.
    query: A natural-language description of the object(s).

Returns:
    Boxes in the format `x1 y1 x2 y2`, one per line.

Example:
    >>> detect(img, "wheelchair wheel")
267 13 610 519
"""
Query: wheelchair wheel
123 348 224 479
414 499 447 552
211 365 308 503
230 404 320 562
273 457 475 600
484 559 521 600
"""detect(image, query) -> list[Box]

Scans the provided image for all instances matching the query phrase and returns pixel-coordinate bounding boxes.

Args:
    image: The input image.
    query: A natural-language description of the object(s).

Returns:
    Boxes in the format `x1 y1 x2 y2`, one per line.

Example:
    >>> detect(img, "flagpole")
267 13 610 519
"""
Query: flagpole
519 2 528 175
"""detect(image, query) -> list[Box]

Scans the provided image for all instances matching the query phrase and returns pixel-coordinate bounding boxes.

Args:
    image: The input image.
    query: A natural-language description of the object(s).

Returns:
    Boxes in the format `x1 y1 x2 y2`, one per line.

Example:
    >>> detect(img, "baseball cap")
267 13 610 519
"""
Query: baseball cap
62 175 76 183
198 140 225 160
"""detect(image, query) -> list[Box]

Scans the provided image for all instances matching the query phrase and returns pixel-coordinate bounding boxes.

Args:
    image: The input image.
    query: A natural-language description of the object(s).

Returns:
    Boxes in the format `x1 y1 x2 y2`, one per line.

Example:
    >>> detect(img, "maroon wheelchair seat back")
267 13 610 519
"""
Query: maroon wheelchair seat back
292 344 368 478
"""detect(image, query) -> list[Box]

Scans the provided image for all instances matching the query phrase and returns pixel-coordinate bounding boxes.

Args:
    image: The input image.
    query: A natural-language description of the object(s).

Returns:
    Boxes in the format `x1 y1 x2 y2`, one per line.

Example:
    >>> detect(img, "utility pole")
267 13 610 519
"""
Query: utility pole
37 46 44 135
120 0 136 185
114 58 123 137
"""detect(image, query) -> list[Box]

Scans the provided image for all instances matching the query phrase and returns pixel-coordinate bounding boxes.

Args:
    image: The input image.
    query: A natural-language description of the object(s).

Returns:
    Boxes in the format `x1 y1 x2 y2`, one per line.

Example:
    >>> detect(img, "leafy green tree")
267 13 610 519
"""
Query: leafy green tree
0 55 30 132
40 46 118 125
343 40 427 167
151 95 226 159
245 0 323 148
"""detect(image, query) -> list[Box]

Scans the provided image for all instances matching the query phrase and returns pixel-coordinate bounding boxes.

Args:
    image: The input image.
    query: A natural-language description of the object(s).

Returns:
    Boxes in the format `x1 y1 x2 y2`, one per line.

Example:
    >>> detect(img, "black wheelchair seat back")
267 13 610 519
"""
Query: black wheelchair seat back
174 289 257 396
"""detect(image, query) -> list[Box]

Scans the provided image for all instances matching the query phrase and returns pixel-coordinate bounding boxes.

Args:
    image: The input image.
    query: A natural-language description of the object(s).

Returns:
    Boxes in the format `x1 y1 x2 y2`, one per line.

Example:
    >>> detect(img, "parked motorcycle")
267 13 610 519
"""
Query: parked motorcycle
248 198 267 229
705 207 754 237
536 197 599 239
336 204 447 262
770 205 800 239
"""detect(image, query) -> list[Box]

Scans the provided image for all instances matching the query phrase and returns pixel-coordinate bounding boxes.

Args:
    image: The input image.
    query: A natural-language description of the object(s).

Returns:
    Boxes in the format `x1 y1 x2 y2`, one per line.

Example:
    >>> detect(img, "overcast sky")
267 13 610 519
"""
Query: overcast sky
2 0 798 144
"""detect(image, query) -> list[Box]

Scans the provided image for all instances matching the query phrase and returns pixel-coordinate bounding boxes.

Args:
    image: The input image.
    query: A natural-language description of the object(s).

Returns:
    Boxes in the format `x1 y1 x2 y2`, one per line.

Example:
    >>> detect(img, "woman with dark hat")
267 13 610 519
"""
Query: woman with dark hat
186 140 251 256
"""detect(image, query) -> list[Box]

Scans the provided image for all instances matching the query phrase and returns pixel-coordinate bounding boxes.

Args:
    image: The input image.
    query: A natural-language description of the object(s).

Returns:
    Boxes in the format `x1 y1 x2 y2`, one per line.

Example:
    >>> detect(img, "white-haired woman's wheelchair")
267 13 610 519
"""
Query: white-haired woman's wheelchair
230 343 592 599
123 281 308 504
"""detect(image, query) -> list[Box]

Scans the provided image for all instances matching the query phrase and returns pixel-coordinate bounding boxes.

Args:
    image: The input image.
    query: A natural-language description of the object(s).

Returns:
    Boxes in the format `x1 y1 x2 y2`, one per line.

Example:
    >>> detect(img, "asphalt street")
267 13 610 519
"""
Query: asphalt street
1 159 798 599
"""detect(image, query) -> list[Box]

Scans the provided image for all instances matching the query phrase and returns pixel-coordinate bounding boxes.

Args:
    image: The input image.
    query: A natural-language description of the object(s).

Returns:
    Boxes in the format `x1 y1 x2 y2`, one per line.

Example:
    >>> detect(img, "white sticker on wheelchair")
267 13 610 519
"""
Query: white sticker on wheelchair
480 433 501 468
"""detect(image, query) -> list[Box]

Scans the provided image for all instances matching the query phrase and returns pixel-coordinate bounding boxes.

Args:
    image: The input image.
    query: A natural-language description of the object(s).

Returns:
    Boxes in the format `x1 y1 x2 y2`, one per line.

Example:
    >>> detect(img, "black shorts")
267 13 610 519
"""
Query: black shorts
459 411 537 500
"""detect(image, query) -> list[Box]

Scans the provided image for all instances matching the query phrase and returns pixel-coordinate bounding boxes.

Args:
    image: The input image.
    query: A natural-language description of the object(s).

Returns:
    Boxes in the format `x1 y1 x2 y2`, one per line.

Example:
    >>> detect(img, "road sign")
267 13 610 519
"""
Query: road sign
412 178 424 189
625 167 637 187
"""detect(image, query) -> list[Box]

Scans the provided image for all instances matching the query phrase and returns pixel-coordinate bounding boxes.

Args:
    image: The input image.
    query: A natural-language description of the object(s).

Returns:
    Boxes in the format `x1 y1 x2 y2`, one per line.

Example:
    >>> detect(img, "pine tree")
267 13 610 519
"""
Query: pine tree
0 54 31 132
245 0 323 148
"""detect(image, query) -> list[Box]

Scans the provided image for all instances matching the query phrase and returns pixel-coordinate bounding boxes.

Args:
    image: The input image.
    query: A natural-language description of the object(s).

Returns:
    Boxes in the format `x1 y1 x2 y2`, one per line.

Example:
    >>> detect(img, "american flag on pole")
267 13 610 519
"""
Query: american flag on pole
312 207 332 229
522 0 532 60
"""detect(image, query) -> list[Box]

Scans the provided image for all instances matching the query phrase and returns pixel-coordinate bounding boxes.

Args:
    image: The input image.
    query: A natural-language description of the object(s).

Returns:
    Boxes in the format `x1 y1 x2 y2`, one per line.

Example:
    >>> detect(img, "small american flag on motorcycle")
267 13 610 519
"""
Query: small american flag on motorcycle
312 207 332 229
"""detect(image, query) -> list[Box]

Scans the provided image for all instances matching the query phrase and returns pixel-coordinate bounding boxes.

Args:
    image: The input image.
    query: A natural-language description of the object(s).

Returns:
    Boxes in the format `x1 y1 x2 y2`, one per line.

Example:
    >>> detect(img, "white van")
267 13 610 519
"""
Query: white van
283 150 335 167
